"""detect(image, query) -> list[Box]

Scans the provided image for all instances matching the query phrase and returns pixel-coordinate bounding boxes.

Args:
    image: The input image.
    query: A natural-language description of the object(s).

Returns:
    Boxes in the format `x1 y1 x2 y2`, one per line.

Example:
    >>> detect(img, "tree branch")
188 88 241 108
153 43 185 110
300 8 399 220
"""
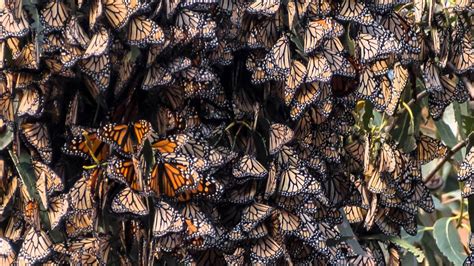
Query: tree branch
424 138 469 184
384 90 429 132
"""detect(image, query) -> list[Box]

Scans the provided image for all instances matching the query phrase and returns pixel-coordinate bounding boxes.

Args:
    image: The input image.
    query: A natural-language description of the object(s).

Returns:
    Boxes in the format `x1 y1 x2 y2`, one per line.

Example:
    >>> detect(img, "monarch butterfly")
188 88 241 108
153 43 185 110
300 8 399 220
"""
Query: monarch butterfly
250 236 283 264
152 201 184 237
368 0 409 13
380 12 420 55
63 16 90 48
290 81 321 120
0 174 17 216
0 237 15 265
306 53 332 83
223 247 245 265
321 38 356 77
458 148 474 181
63 127 108 162
336 0 374 25
102 0 139 29
155 233 183 253
277 164 310 196
230 222 269 241
356 68 378 100
323 173 352 207
60 44 83 68
0 88 14 124
247 0 280 16
148 157 199 198
452 21 474 74
370 59 390 76
40 0 69 33
14 43 39 70
149 135 200 197
415 134 448 164
209 40 234 66
98 120 152 157
65 209 96 238
428 75 468 120
167 56 192 74
79 54 111 91
233 155 268 183
256 13 283 49
175 9 204 40
111 186 149 216
88 0 102 30
274 146 300 170
295 213 327 247
83 27 110 58
17 87 43 117
287 0 310 22
0 9 29 40
69 168 100 213
385 62 408 116
228 181 257 204
264 35 291 77
379 142 396 173
18 227 52 265
176 175 224 202
142 64 173 90
127 16 165 47
42 33 63 54
240 202 274 232
33 159 63 206
181 202 216 239
463 179 474 198
277 209 300 235
375 212 400 236
21 122 53 164
106 155 146 192
44 58 75 78
285 60 306 105
67 236 110 265
303 18 343 55
47 194 69 230
268 123 294 155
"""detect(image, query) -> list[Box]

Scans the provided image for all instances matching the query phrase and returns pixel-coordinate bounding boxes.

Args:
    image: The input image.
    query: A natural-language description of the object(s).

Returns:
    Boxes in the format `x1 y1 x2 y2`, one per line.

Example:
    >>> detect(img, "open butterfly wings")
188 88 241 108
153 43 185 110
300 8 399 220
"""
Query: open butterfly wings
97 120 152 157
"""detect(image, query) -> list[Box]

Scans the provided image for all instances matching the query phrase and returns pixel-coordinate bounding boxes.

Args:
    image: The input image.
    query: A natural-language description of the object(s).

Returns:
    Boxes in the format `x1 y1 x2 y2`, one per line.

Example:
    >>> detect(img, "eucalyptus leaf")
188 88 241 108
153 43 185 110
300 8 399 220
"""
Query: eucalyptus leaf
337 213 366 256
436 119 462 161
433 217 467 265
362 101 374 129
392 111 417 153
453 103 466 139
0 128 13 150
362 234 425 263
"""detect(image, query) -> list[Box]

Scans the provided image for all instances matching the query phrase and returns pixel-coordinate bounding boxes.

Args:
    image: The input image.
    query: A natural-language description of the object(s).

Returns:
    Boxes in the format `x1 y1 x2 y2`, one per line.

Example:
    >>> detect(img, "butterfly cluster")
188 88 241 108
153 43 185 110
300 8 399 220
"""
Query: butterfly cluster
0 0 472 264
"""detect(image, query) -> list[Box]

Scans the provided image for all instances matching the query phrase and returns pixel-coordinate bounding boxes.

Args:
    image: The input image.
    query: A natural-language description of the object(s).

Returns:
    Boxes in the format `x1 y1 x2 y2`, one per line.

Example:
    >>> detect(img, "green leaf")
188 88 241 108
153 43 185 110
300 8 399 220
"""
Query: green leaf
337 213 366 256
392 111 416 153
461 115 474 134
422 231 451 266
387 236 426 263
436 109 462 161
362 234 425 263
453 103 466 139
362 101 374 129
0 127 13 150
433 217 467 265
373 111 382 127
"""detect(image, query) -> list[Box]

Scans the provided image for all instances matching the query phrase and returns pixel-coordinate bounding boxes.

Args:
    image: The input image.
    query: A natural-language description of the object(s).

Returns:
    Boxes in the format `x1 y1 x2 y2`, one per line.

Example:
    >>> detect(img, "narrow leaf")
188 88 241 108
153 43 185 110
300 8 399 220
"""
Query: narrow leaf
0 128 13 150
433 217 467 265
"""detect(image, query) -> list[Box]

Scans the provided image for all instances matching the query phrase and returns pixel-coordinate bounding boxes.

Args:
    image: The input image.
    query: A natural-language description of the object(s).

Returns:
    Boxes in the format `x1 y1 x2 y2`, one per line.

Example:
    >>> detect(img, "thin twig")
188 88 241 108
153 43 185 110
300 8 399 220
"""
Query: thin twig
424 138 469 183
385 90 429 132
